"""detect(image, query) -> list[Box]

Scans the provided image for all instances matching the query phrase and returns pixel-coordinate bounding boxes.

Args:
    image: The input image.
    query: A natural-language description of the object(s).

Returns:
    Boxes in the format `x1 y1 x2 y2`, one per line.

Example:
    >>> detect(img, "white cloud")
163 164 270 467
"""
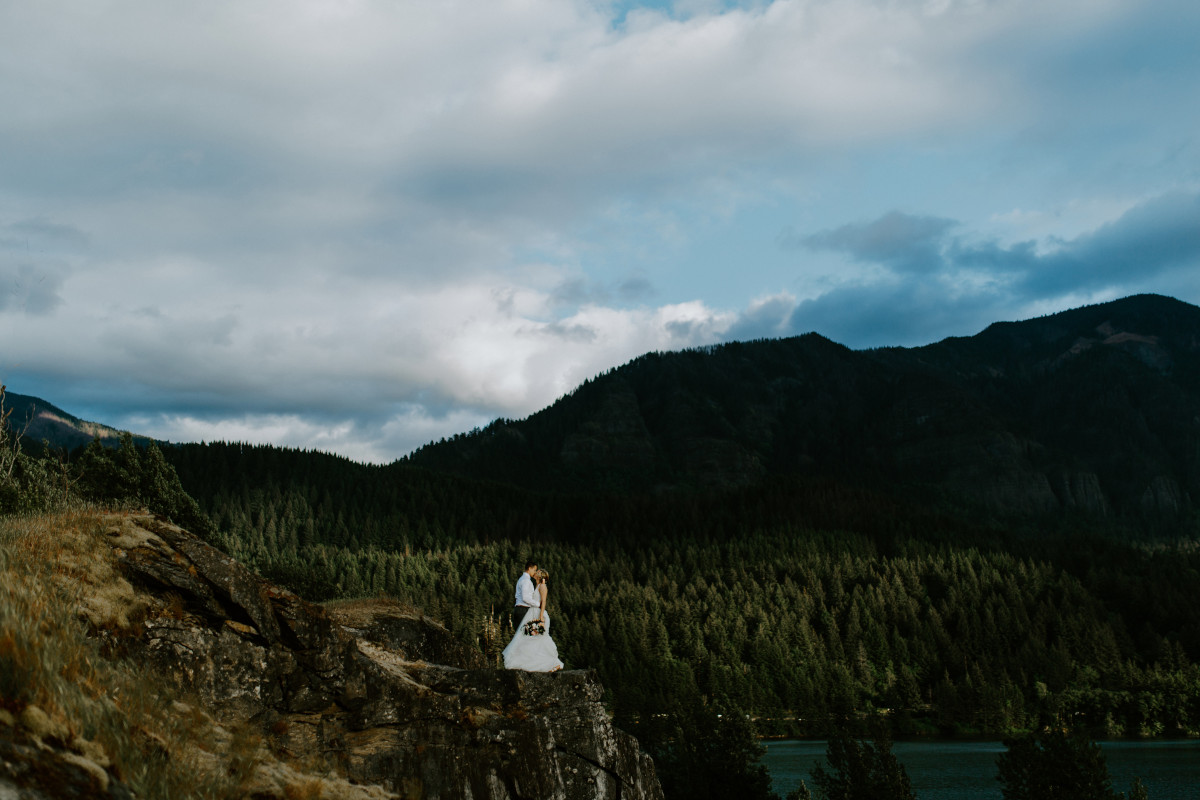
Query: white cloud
1 0 1071 203
124 404 496 465
3 0 1197 463
3 255 739 459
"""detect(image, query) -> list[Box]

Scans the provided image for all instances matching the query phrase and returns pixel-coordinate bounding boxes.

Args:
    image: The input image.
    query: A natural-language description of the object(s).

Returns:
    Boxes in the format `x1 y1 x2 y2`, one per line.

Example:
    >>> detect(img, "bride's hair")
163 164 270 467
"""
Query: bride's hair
535 568 549 583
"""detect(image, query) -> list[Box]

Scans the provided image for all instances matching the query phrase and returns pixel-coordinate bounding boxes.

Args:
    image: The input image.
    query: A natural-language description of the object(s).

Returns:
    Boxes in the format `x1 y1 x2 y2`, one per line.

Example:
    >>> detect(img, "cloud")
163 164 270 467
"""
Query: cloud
724 293 798 341
3 218 90 249
549 275 609 307
0 0 1058 239
0 263 66 315
2 263 739 461
772 189 1200 346
802 190 1200 287
1025 190 1200 293
787 281 1012 347
0 218 81 315
617 275 655 303
122 405 495 466
2 0 1198 464
801 212 958 275
8 189 1197 462
0 1 1175 294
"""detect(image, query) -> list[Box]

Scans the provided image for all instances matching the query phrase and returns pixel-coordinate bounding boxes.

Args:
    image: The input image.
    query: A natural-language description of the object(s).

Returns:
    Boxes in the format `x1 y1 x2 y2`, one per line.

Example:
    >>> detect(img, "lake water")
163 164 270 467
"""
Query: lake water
762 739 1200 799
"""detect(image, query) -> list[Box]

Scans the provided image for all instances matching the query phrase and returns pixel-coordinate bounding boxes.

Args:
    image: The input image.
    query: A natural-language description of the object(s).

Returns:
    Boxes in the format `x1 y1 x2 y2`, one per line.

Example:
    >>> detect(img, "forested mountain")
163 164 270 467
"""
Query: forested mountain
9 295 1200 799
408 293 1200 533
1 389 138 452
158 441 1200 745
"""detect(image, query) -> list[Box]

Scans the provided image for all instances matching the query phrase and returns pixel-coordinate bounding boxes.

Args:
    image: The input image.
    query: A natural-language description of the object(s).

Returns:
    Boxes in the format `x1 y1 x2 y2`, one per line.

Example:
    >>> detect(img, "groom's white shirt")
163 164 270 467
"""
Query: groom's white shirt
515 572 539 608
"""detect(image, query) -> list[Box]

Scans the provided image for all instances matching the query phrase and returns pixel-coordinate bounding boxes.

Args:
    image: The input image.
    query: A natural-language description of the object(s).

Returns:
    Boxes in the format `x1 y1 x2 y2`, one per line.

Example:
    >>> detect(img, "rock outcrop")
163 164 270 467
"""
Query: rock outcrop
6 512 663 800
0 711 131 800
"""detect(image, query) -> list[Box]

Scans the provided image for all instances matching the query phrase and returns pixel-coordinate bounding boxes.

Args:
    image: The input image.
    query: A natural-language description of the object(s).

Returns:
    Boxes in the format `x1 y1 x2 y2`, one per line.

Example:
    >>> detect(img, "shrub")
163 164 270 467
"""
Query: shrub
0 385 64 514
997 729 1148 800
74 434 213 538
797 725 915 800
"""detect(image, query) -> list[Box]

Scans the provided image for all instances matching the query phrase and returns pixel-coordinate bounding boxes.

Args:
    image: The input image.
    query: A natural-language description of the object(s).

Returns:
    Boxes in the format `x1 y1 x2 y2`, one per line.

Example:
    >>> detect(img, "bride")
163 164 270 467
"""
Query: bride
502 568 563 672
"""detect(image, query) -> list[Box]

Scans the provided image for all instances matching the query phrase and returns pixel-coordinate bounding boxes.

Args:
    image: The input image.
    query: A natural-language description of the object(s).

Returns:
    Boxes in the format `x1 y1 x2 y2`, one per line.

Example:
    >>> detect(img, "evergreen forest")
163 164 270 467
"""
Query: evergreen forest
155 440 1200 797
6 366 1200 798
10 290 1200 799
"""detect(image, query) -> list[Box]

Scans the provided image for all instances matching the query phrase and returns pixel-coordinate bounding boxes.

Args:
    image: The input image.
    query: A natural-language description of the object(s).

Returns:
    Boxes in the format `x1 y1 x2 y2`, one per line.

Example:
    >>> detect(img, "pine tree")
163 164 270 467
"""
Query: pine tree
997 730 1145 800
805 725 915 800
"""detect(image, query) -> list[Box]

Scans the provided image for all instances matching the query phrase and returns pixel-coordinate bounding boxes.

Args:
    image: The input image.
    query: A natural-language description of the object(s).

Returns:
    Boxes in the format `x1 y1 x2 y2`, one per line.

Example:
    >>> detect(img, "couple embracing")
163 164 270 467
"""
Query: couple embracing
503 560 564 672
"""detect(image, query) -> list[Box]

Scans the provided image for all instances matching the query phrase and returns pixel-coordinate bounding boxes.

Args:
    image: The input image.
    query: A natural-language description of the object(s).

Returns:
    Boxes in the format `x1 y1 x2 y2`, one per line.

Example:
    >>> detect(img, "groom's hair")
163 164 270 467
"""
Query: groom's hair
524 560 538 570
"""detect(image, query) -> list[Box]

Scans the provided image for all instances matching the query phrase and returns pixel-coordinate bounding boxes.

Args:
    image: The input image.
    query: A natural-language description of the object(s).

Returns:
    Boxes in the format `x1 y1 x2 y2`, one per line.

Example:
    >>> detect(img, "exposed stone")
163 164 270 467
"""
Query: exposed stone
56 752 109 793
1140 476 1187 516
1053 471 1110 515
327 598 485 671
0 734 131 800
561 380 658 476
18 706 67 745
105 513 663 800
69 737 110 770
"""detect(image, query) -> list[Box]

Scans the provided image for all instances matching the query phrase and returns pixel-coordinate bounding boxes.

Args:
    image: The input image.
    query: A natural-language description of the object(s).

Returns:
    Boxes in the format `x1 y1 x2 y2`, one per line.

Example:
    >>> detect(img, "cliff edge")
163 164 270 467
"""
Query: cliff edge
0 510 663 800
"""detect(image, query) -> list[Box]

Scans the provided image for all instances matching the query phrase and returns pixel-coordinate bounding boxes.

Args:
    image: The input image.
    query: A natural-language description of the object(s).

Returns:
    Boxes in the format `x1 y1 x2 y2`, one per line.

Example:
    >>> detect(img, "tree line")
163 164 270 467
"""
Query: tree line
5 421 1197 800
159 441 1200 798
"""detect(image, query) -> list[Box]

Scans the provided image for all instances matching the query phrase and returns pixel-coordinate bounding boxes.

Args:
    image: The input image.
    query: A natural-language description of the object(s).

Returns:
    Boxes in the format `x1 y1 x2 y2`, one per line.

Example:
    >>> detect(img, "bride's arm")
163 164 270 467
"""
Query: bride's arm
537 582 547 621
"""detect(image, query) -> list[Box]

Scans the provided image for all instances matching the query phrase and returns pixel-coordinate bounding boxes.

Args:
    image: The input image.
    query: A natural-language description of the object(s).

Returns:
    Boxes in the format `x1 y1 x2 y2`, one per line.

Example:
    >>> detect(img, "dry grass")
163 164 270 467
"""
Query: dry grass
282 779 326 800
1 509 404 800
0 508 237 799
322 595 425 627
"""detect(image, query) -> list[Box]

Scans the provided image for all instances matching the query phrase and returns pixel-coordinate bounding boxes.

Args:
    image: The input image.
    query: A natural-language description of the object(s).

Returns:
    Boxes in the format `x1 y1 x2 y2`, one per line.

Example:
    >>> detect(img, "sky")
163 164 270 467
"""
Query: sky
3 0 1199 464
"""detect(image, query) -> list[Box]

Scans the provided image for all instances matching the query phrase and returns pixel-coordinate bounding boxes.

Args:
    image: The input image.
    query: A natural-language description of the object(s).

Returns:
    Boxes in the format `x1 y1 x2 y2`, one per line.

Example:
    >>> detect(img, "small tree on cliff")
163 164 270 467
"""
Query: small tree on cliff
652 703 779 800
75 433 213 537
792 724 915 800
996 729 1148 800
0 384 60 513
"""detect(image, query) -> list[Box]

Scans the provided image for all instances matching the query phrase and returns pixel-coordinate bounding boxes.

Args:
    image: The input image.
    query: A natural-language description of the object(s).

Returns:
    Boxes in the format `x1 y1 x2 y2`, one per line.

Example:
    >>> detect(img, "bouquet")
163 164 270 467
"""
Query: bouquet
523 619 546 637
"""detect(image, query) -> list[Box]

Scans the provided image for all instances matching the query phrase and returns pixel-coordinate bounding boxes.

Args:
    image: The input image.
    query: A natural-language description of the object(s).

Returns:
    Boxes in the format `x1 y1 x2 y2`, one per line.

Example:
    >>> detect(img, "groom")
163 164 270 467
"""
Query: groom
513 560 539 631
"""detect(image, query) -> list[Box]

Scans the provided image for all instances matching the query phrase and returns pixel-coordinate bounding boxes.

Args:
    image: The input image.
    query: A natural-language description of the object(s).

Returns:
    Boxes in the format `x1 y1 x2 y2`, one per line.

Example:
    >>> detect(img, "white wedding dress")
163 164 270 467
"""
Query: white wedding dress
502 606 564 672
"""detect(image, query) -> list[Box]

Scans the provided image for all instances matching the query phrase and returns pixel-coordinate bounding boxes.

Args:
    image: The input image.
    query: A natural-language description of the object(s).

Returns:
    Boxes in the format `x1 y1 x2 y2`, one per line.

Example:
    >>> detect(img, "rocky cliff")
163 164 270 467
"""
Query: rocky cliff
0 511 663 800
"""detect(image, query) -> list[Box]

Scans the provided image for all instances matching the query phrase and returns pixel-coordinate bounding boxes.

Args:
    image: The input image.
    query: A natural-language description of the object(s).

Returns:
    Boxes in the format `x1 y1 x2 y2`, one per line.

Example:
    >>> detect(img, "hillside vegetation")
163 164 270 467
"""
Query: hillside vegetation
8 295 1200 799
408 294 1200 532
1 509 258 799
163 443 1200 743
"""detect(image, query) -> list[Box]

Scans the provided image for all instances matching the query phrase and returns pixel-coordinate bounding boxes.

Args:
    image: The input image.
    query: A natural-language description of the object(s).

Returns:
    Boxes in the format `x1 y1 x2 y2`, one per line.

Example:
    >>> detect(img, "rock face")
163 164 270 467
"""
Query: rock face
106 513 664 800
0 728 131 800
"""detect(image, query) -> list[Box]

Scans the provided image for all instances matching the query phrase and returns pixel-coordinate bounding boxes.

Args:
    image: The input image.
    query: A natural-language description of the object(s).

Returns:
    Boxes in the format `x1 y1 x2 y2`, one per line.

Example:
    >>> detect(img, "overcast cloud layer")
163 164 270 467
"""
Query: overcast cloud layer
3 0 1199 462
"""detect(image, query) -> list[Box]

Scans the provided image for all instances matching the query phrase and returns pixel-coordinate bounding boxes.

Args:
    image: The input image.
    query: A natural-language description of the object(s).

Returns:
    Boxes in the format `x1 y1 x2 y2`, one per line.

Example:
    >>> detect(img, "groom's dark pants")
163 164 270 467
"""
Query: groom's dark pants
512 605 530 632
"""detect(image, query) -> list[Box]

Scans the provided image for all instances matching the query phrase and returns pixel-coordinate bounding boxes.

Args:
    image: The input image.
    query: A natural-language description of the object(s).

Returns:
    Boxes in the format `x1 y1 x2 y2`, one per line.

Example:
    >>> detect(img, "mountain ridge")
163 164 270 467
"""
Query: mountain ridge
407 293 1200 530
10 293 1200 532
1 388 141 452
0 509 664 799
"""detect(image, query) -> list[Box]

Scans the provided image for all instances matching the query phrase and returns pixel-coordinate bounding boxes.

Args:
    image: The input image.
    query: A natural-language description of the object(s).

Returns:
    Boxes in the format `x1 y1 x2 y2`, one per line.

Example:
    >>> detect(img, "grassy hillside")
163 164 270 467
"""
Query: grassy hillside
0 509 236 798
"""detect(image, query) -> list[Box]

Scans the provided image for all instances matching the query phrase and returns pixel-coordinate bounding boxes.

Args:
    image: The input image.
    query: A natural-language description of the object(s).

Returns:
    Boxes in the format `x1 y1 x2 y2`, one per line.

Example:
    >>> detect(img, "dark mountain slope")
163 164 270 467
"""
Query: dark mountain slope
868 294 1200 520
2 389 141 452
408 294 1200 529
